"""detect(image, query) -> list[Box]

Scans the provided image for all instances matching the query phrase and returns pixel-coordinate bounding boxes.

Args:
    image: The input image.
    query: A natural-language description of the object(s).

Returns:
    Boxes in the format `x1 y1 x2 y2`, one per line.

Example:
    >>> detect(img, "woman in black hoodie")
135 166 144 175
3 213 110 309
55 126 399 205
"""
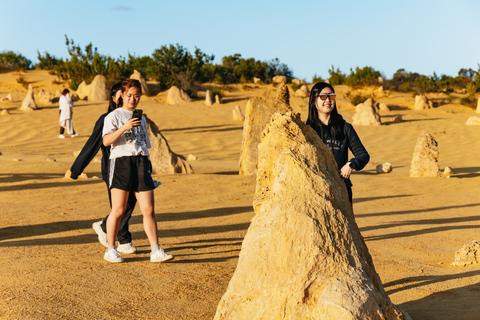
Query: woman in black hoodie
306 82 369 204
70 83 138 254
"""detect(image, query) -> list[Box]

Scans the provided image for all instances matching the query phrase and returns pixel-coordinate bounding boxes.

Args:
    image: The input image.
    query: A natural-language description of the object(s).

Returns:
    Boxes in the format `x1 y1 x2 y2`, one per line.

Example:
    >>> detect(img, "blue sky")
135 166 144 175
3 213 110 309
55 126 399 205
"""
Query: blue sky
1 0 479 81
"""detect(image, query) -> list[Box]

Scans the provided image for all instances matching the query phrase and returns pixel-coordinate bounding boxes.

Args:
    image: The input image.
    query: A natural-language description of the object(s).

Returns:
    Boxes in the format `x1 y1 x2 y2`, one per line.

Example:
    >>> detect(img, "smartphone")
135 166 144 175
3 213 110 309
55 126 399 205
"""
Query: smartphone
132 109 143 120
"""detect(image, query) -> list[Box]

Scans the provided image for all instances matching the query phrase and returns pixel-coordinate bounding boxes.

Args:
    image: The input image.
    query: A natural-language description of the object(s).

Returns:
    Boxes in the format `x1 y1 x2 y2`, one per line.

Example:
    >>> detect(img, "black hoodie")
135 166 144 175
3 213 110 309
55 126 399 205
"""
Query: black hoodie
70 113 110 181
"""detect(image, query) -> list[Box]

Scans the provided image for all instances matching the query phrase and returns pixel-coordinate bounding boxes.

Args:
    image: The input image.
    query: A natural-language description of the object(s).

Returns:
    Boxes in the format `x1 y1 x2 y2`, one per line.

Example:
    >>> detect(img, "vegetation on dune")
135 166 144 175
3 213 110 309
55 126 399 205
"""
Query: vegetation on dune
3 36 480 98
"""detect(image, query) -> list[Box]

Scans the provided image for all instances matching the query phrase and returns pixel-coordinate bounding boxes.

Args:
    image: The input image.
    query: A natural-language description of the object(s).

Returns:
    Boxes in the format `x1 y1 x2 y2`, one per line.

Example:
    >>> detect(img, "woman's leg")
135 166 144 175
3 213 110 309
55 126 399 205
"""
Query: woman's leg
106 188 130 246
135 189 158 246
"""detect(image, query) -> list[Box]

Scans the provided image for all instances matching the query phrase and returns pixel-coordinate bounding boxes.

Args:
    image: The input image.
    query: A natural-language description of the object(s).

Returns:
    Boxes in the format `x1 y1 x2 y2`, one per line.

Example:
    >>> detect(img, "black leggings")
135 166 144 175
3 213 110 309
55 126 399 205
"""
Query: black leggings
59 126 76 135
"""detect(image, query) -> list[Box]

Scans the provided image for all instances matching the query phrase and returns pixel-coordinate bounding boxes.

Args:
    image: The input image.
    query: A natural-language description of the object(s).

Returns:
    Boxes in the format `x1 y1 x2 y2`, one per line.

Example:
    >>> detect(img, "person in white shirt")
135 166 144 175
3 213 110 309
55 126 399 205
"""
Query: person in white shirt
58 89 79 138
102 79 173 263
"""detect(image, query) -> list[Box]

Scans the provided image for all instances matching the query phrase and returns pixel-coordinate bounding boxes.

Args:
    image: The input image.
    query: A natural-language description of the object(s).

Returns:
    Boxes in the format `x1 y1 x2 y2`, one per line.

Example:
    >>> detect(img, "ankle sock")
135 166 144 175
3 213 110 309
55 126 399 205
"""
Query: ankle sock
151 245 160 253
108 245 115 251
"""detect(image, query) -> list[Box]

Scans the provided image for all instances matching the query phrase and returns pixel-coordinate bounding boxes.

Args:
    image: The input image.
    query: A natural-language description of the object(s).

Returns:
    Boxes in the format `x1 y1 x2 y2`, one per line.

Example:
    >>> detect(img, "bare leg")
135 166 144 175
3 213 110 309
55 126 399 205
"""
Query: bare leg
135 190 158 246
106 188 129 246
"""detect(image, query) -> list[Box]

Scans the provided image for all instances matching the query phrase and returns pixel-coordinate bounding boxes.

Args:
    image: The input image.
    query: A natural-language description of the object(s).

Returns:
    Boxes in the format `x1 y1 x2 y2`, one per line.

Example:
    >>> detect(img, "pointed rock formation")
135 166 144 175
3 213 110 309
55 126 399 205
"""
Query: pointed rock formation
239 98 292 175
410 132 440 177
76 81 90 100
414 95 433 110
145 115 194 174
37 89 53 104
89 75 109 102
20 84 37 111
232 105 245 121
352 98 381 126
215 95 221 105
275 82 290 105
129 70 149 95
205 90 213 106
215 112 411 320
166 86 192 105
1 109 10 116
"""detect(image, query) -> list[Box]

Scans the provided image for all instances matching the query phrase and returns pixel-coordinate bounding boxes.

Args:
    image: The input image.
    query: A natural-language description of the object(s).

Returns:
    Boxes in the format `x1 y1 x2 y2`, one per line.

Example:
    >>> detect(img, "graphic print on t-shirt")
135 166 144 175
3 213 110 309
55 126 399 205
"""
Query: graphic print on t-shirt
124 125 148 147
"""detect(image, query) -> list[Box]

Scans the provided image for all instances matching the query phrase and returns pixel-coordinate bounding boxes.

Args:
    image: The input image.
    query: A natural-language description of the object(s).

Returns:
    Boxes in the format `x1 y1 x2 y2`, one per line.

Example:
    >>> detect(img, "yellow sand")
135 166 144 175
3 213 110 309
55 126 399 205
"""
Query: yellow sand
1 70 480 319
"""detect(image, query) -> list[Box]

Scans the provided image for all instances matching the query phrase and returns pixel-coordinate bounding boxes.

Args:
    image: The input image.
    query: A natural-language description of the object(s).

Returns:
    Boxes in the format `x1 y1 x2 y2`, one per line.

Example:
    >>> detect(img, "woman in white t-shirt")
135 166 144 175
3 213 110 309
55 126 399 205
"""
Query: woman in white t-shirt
102 79 173 263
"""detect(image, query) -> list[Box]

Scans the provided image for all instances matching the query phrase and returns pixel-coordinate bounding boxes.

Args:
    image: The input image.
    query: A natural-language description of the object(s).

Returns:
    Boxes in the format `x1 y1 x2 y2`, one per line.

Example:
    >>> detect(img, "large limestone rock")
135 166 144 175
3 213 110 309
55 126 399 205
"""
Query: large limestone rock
272 75 287 84
76 81 90 100
352 98 381 126
410 132 441 177
205 90 213 106
89 75 109 102
166 86 192 105
466 116 480 125
452 240 480 267
477 97 480 113
37 89 53 104
215 113 411 320
294 85 309 98
275 82 290 105
414 94 433 110
20 85 37 111
239 98 292 175
145 115 193 174
129 70 149 95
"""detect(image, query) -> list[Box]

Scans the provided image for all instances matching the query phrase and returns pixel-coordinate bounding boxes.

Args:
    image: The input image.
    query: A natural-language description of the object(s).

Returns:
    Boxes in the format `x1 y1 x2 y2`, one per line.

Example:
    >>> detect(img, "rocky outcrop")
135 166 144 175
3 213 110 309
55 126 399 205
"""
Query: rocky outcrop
466 116 480 125
129 70 149 95
20 85 37 111
215 113 411 320
275 82 289 105
232 105 244 121
292 78 304 85
352 98 381 126
452 240 480 267
294 85 309 98
410 132 441 177
89 75 109 102
166 86 192 105
76 81 90 100
477 97 480 113
205 90 213 106
272 75 287 84
145 115 193 174
37 89 53 104
239 98 292 175
414 95 433 110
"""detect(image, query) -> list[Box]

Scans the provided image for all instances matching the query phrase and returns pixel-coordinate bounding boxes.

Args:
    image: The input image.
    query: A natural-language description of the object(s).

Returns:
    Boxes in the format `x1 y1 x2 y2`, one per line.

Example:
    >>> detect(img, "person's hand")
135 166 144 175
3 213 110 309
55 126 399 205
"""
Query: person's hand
340 163 353 179
122 116 141 130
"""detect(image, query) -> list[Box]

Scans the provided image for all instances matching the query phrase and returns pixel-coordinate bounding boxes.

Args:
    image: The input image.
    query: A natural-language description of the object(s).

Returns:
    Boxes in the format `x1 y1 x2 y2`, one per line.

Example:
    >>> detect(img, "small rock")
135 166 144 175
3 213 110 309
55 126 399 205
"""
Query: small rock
378 102 390 111
272 75 287 84
232 105 245 121
452 240 480 267
466 116 480 125
253 77 261 85
1 109 10 116
215 95 221 105
444 166 454 176
46 157 56 162
187 154 197 161
376 162 392 173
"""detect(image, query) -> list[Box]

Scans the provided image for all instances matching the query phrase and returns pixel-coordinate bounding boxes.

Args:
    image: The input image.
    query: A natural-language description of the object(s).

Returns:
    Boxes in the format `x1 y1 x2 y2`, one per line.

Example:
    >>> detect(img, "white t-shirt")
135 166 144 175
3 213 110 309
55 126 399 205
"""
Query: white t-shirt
103 108 151 159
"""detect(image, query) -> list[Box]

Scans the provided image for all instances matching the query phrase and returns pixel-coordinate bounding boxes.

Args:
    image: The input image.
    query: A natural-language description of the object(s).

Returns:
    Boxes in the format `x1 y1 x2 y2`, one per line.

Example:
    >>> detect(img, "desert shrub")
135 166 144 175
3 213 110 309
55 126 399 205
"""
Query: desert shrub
0 51 32 72
312 74 323 83
459 96 476 108
290 82 302 92
345 66 381 87
210 87 223 99
351 95 368 106
16 73 29 88
36 51 61 70
328 66 346 85
466 82 477 96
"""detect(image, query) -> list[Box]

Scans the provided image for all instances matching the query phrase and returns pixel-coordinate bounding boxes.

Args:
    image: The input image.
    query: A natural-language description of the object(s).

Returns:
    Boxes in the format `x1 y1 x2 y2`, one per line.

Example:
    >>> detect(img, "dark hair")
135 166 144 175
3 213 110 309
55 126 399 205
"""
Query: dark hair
62 89 70 96
121 79 142 95
107 82 123 113
306 82 344 140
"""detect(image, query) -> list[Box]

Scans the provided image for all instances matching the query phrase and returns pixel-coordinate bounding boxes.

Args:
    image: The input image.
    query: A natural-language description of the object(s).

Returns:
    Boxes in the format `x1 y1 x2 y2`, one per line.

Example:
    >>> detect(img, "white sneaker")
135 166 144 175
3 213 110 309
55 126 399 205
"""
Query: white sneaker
92 221 108 247
151 249 174 263
71 133 79 137
117 242 137 254
58 134 65 139
104 248 124 263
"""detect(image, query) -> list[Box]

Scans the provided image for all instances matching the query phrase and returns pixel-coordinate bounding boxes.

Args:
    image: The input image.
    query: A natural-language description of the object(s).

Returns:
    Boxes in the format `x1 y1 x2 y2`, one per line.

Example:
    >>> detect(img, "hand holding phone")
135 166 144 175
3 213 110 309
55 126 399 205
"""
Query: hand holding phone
132 109 143 120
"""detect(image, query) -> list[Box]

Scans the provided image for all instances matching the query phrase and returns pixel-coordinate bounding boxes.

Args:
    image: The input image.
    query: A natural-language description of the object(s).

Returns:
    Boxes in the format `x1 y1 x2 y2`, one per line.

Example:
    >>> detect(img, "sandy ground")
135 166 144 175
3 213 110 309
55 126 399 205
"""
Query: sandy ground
1 70 480 320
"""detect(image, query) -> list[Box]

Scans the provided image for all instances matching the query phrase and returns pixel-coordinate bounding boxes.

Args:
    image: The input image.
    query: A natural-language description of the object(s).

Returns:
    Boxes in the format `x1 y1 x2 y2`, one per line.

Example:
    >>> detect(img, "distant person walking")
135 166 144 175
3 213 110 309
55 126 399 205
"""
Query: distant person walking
58 89 79 138
70 83 138 255
306 82 369 204
102 79 173 263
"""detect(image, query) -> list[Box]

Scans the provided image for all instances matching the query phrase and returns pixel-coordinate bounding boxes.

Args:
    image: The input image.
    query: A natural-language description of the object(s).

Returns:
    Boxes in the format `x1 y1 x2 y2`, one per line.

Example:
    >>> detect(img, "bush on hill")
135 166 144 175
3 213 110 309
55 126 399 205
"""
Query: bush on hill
0 51 32 72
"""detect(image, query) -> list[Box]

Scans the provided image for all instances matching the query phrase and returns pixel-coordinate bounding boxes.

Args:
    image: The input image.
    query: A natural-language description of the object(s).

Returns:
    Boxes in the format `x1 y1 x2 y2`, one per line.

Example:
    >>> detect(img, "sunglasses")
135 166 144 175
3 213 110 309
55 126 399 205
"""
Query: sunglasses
318 93 336 101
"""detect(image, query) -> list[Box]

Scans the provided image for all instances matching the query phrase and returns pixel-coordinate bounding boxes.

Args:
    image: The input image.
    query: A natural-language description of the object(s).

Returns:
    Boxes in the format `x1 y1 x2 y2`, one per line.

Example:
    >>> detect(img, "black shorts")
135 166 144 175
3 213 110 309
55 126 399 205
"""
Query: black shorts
109 155 155 192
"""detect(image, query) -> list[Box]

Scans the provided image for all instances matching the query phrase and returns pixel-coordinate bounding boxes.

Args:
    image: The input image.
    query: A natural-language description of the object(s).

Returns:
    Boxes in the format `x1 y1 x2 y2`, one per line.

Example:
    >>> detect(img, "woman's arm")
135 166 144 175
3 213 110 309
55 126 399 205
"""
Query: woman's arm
103 116 141 147
346 123 370 170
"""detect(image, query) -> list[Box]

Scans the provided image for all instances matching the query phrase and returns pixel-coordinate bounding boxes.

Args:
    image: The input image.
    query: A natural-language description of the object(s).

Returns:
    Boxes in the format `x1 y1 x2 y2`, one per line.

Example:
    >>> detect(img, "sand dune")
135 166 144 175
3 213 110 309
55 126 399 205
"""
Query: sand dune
1 70 480 319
